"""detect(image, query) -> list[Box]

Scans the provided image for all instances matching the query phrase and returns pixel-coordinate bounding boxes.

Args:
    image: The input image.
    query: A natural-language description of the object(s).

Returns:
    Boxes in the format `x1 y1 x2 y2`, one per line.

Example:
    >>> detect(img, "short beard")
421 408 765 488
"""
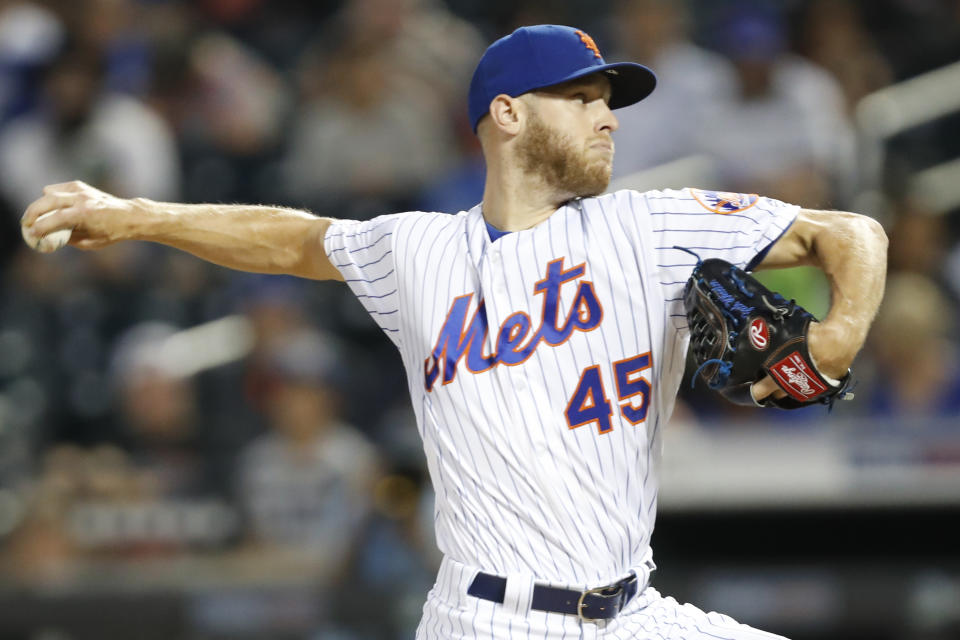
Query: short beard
515 110 612 199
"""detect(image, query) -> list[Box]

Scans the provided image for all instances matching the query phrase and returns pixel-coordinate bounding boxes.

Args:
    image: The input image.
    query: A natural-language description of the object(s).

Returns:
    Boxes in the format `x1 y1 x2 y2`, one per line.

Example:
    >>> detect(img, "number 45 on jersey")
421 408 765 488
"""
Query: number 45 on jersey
565 353 652 434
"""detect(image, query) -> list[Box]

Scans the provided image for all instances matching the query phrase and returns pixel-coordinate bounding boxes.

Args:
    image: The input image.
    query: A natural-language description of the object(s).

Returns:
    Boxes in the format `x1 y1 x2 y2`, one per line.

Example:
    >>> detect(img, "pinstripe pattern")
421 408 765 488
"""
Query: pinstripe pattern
325 188 798 638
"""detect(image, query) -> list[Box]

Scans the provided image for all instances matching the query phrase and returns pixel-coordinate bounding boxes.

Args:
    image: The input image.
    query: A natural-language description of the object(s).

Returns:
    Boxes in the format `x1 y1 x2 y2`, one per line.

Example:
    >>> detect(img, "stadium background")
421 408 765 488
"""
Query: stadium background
0 0 958 638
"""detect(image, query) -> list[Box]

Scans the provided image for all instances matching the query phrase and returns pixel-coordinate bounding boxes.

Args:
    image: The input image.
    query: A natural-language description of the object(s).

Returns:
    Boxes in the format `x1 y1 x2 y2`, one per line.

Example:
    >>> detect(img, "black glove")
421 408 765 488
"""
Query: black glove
681 251 854 409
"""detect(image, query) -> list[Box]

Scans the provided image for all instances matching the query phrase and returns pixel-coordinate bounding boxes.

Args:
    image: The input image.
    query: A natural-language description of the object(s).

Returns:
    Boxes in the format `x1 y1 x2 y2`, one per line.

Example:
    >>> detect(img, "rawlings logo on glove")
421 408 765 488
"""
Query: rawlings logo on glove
678 249 854 410
748 318 768 349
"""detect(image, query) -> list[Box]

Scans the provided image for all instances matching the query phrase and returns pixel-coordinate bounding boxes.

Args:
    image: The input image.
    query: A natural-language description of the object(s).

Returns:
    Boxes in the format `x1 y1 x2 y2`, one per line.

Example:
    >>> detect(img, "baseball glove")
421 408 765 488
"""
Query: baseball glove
680 250 854 409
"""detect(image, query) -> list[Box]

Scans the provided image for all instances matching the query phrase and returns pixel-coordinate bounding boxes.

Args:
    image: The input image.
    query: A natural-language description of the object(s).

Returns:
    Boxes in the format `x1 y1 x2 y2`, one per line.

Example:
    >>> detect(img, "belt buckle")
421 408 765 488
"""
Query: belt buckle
576 573 637 623
576 585 622 622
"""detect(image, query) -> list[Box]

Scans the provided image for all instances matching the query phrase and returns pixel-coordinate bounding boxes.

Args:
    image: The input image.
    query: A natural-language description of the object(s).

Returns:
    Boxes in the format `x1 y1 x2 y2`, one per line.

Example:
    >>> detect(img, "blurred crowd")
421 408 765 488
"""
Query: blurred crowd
0 0 959 637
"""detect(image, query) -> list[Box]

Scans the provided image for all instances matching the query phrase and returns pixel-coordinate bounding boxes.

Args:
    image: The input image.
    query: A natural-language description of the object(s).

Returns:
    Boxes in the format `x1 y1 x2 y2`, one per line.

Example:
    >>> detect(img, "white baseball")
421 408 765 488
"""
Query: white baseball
21 211 73 253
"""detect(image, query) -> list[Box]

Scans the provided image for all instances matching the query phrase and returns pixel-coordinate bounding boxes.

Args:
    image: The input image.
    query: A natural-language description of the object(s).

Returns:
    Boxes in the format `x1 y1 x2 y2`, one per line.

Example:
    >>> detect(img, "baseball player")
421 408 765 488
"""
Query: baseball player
22 25 886 640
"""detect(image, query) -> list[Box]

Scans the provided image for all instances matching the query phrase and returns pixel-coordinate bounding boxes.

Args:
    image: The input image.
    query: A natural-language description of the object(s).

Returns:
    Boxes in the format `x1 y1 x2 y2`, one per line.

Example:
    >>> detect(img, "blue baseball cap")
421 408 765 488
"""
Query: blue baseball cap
468 25 657 132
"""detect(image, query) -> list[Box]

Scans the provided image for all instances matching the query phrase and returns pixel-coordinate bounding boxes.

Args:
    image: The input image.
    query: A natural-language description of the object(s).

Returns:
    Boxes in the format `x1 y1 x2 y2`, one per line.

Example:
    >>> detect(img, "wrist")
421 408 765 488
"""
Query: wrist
809 354 845 386
127 197 165 241
808 320 859 378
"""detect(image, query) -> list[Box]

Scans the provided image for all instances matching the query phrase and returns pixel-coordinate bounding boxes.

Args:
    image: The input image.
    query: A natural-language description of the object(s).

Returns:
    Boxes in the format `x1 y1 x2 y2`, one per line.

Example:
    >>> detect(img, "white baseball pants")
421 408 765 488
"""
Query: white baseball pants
416 556 790 640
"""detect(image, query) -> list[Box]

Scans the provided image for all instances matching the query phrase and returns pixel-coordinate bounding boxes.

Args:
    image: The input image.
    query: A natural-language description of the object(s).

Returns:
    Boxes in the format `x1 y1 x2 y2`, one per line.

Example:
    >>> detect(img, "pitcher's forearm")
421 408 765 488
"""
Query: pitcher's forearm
130 198 341 280
802 211 887 376
814 212 887 347
757 209 887 378
23 182 344 280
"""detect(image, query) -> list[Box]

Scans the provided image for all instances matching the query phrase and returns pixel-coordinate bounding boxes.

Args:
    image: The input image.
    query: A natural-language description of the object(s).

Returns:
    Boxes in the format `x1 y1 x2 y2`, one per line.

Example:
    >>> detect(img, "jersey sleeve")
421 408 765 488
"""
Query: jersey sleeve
324 214 404 347
644 187 799 271
621 187 800 332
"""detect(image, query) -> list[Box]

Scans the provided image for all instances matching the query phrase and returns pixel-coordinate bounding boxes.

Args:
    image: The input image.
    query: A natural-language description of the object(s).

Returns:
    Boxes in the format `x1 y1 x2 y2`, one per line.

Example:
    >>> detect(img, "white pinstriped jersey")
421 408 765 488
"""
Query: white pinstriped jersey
324 188 797 589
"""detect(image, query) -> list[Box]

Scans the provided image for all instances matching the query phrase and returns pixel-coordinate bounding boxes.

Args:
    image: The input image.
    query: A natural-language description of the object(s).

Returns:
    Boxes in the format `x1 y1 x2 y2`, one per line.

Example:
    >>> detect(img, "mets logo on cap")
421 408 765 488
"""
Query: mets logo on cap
691 189 759 214
575 29 602 58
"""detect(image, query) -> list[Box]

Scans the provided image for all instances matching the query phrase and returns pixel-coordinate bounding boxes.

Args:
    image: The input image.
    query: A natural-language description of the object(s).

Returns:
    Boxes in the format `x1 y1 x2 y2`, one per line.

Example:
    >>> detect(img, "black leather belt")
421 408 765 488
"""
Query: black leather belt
467 571 638 621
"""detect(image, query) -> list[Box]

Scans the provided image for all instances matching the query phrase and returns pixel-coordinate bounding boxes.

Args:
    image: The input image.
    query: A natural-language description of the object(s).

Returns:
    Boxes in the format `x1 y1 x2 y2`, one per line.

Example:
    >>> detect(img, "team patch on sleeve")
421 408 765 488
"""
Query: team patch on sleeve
690 189 759 214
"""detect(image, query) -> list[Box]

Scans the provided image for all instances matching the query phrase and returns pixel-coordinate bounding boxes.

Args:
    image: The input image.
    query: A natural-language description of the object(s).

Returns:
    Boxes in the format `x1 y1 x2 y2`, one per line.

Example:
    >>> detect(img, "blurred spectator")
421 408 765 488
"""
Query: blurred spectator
608 0 739 178
415 81 485 213
185 32 289 158
227 274 319 412
320 0 484 113
285 0 482 217
1 244 146 446
333 464 438 638
415 134 485 213
165 31 292 204
285 34 456 218
61 0 154 96
797 0 893 113
697 6 857 208
196 274 375 467
0 1 64 125
32 321 242 557
1 440 234 584
2 445 101 585
861 272 960 418
887 200 952 285
235 328 379 580
109 322 210 497
0 37 179 213
325 401 438 638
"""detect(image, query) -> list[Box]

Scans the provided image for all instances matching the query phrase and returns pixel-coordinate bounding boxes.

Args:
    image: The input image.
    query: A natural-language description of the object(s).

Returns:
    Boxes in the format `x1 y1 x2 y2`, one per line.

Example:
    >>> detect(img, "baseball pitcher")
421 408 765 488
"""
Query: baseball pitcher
22 25 886 639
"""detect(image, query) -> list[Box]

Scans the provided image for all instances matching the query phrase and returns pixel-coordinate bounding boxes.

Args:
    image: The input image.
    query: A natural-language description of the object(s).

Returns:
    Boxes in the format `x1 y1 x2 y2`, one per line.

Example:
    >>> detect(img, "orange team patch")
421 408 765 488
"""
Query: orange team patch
575 29 602 59
689 189 760 214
